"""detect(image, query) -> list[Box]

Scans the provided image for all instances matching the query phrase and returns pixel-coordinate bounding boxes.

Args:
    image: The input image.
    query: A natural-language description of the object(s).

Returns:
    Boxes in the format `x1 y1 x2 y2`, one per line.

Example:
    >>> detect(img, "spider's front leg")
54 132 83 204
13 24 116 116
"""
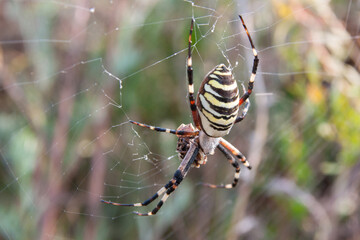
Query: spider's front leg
186 18 201 129
236 15 259 120
129 120 198 137
101 140 200 216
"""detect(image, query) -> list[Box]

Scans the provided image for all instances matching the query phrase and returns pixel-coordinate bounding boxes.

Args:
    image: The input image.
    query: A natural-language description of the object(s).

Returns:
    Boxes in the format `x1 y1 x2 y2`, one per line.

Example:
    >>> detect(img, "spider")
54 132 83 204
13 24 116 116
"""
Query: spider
101 15 259 216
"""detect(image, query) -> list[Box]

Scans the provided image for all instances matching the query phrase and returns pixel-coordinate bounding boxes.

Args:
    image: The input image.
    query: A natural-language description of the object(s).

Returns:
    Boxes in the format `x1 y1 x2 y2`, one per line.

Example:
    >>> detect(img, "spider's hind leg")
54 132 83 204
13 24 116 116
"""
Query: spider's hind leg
201 144 241 189
220 138 251 169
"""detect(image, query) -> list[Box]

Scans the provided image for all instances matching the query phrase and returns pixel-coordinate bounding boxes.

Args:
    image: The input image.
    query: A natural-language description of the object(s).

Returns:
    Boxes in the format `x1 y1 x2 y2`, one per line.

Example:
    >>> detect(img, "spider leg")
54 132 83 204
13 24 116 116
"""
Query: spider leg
101 185 168 207
134 180 178 216
219 138 252 170
130 120 198 137
235 88 250 123
237 15 259 107
201 144 241 189
101 140 200 216
187 18 201 129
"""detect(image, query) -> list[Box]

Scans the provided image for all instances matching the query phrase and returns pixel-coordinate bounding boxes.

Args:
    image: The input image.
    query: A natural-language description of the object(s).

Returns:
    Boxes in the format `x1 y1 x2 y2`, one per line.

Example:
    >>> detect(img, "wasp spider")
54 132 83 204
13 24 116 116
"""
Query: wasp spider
101 16 259 216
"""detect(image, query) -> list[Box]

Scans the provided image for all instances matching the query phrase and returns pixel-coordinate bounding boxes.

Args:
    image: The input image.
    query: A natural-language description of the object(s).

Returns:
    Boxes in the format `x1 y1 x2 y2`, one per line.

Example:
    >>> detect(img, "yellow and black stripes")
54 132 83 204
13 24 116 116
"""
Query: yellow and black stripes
197 64 239 137
130 120 198 137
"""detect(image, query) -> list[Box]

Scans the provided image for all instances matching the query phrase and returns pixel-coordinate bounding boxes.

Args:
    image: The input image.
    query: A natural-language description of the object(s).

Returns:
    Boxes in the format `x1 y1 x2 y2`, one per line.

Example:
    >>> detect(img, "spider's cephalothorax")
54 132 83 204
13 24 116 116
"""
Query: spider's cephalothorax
175 124 207 168
101 15 259 216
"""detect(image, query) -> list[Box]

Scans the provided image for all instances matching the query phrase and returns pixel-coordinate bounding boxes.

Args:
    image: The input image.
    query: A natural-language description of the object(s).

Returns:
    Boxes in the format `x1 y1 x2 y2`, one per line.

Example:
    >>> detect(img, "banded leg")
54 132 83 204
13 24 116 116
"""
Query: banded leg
219 138 252 170
101 141 200 216
101 183 170 207
202 144 241 189
187 18 201 129
130 120 198 137
238 15 259 106
235 85 251 123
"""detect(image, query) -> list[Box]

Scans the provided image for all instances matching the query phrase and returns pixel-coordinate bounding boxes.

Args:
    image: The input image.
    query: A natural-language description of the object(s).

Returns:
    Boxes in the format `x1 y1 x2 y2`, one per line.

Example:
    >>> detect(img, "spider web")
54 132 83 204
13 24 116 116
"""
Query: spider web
1 0 360 239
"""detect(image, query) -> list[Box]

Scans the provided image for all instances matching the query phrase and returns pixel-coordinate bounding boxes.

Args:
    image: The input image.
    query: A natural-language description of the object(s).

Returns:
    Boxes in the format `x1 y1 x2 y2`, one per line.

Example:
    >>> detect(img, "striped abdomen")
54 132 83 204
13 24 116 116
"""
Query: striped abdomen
196 64 239 137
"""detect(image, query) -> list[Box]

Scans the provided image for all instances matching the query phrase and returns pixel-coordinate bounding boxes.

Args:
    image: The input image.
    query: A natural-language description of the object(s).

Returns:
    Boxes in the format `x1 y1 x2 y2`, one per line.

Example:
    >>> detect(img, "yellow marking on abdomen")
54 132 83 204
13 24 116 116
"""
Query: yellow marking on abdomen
208 80 238 91
213 70 232 76
203 92 239 109
209 74 219 79
200 95 238 119
198 111 231 137
200 95 226 117
204 84 222 97
201 108 237 126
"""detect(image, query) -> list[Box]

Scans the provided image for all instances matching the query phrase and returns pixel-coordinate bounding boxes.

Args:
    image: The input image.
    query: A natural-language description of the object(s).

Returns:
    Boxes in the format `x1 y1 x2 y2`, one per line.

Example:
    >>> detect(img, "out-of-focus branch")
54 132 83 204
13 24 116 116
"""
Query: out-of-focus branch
292 2 360 87
39 1 91 239
84 97 110 240
0 56 50 204
291 2 360 239
0 68 43 137
266 178 332 240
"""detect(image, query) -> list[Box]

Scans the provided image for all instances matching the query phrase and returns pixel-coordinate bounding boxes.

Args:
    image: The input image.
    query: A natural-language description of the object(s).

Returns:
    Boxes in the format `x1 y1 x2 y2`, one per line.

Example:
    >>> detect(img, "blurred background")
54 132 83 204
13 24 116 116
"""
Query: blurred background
0 0 359 239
